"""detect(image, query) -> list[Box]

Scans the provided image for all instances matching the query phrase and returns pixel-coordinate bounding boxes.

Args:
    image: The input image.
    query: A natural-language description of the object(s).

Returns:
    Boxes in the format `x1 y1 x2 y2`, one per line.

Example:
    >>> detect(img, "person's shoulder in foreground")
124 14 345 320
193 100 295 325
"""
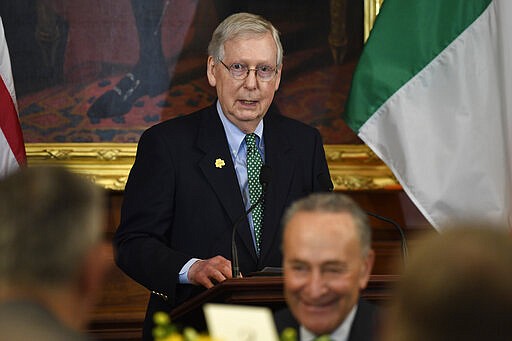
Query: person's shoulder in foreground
275 298 382 341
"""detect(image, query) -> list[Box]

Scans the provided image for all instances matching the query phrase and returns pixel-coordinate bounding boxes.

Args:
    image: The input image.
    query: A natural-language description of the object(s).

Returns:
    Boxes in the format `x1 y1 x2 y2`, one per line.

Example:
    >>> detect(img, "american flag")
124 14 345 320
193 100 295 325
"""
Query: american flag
0 16 26 179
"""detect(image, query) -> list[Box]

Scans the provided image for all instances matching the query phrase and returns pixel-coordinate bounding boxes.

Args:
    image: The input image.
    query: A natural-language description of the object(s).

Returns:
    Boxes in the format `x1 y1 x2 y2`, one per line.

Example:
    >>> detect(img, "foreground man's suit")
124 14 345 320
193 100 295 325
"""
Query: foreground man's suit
274 299 380 341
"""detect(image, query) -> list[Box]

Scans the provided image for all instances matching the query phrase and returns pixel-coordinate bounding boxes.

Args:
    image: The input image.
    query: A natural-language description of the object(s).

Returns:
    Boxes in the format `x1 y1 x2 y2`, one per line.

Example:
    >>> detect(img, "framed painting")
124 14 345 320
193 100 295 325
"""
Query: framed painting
4 0 394 190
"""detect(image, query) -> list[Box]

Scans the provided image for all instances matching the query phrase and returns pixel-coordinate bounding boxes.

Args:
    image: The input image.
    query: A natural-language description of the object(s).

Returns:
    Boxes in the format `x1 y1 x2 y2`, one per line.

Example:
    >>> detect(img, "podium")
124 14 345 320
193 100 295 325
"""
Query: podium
170 275 397 331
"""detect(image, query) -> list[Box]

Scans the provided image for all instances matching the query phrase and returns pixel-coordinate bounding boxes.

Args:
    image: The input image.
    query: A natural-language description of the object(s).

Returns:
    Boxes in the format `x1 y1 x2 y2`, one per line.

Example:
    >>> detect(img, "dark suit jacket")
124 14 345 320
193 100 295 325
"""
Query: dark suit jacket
113 103 331 338
274 299 380 341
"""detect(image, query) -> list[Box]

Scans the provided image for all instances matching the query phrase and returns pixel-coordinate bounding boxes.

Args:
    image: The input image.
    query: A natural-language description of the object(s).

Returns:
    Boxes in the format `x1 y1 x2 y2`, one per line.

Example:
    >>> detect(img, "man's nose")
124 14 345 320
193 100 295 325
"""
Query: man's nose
243 69 258 89
305 271 327 298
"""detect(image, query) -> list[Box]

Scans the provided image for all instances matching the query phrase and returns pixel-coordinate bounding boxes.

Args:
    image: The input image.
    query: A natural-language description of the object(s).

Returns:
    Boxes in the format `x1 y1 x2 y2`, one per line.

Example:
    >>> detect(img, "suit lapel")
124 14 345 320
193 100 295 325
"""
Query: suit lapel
196 105 258 262
259 112 295 264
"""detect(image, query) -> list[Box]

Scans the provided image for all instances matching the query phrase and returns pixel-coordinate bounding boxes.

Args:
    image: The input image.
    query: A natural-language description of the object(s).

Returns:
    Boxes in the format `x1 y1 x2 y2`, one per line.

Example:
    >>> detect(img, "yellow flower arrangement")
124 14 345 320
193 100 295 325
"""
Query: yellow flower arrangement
152 311 220 341
280 327 298 341
152 311 324 341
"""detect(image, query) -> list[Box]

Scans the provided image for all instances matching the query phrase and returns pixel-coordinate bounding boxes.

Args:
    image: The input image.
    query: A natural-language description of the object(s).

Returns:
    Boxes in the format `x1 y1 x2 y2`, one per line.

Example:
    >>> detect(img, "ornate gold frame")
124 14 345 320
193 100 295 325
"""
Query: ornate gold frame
26 143 398 191
364 0 385 41
26 143 136 191
25 0 394 191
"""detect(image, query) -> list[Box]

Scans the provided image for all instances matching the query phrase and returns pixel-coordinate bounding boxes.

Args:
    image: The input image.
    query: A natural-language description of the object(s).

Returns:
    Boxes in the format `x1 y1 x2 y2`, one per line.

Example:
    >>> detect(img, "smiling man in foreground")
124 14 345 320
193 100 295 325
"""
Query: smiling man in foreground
275 193 380 341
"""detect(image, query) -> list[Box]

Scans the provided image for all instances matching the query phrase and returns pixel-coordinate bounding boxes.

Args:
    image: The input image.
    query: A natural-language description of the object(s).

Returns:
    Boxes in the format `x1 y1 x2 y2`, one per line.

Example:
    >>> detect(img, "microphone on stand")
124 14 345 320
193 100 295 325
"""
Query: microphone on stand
231 165 272 278
365 211 409 266
316 172 408 265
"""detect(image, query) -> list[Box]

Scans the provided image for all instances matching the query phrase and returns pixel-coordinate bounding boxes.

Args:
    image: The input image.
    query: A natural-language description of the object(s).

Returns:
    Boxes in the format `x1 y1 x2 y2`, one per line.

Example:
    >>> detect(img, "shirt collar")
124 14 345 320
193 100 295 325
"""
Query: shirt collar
300 304 358 341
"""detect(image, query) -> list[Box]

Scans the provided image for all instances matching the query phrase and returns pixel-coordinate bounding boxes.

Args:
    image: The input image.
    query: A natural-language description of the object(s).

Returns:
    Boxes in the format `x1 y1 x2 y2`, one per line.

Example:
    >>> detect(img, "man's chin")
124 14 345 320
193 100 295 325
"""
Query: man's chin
226 111 265 131
297 309 337 334
233 109 263 121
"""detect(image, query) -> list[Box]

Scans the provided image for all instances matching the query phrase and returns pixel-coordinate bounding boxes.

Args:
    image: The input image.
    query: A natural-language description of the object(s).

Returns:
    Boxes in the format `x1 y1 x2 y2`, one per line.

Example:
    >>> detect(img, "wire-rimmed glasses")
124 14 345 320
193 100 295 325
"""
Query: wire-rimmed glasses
219 60 278 82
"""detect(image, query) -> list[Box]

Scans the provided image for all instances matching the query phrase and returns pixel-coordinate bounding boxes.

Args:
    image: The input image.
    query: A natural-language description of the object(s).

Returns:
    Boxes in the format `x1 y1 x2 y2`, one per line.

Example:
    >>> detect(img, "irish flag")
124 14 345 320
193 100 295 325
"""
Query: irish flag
345 0 511 230
0 16 26 178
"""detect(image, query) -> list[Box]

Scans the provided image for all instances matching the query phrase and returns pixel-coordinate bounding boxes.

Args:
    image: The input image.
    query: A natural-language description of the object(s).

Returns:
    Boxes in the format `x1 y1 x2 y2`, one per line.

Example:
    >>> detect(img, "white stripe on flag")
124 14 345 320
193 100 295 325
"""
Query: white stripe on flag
0 129 19 178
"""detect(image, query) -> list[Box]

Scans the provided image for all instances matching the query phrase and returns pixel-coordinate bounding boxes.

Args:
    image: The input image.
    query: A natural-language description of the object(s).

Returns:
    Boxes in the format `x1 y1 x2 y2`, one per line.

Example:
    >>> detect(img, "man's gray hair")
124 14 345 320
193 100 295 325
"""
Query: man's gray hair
282 193 372 255
208 12 283 66
0 166 104 287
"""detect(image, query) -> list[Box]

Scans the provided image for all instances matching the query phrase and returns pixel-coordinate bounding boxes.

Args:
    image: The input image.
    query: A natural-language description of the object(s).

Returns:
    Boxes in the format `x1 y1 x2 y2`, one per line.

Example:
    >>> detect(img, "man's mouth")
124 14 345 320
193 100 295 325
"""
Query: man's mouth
239 99 258 105
300 297 337 312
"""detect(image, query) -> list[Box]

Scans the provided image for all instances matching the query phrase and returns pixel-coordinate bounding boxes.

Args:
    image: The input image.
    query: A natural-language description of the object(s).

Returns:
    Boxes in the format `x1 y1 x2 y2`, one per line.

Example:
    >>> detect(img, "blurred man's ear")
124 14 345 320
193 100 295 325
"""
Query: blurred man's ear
359 249 375 290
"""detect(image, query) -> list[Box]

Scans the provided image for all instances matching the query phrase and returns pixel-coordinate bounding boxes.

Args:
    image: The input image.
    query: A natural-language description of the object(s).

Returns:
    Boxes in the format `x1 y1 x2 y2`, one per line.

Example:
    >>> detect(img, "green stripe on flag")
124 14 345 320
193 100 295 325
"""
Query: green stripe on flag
344 0 492 132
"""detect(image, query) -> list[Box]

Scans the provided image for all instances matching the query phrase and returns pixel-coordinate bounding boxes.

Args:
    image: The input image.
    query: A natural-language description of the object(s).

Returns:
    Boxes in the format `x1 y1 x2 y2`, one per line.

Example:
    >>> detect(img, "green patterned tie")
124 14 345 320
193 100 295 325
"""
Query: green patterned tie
245 133 264 252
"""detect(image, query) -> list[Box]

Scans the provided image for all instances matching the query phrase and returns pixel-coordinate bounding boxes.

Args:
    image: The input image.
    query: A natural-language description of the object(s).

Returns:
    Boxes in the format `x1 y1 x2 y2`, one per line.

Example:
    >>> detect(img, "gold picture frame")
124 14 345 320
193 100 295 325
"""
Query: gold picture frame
25 0 395 191
26 143 398 191
364 0 385 41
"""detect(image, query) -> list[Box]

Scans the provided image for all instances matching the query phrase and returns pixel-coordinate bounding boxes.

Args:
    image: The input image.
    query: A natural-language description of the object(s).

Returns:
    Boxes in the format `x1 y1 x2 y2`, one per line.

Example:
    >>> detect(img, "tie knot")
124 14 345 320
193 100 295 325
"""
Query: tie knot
245 133 258 149
313 336 332 341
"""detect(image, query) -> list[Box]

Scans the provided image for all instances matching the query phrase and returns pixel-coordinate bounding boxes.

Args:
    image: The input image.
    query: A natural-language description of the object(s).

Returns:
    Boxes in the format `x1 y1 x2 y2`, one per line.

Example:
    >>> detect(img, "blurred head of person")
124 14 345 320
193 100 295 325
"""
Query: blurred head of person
281 193 375 336
385 225 512 341
0 166 108 330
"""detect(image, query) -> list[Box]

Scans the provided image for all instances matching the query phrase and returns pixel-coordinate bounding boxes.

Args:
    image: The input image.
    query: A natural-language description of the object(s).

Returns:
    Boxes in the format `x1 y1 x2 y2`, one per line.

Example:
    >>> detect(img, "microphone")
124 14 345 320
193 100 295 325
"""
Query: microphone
231 165 272 278
317 172 408 265
366 211 409 266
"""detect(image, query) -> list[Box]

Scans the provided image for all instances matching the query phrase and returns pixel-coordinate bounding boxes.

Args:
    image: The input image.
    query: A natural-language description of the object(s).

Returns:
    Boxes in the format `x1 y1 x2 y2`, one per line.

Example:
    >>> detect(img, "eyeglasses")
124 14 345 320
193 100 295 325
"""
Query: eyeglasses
219 60 278 82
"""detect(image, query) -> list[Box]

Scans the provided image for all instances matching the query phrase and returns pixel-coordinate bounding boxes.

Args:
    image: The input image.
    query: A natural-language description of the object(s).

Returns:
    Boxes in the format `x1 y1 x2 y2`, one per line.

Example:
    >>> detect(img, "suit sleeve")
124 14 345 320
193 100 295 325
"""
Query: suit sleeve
112 128 190 306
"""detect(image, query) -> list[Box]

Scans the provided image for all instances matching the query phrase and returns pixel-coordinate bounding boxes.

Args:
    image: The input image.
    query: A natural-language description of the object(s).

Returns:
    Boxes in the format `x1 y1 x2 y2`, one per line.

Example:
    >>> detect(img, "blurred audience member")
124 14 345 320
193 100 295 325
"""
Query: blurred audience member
384 226 512 341
0 166 109 341
275 193 381 341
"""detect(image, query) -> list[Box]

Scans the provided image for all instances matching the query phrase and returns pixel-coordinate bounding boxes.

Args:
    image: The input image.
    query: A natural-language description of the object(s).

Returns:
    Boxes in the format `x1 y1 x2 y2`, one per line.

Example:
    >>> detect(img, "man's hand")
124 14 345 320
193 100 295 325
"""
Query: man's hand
188 255 232 288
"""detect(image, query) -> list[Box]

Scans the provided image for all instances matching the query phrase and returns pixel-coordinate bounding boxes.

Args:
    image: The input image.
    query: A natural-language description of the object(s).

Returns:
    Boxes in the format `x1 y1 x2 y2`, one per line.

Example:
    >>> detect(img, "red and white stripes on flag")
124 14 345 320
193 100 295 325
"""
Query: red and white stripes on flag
0 16 26 178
